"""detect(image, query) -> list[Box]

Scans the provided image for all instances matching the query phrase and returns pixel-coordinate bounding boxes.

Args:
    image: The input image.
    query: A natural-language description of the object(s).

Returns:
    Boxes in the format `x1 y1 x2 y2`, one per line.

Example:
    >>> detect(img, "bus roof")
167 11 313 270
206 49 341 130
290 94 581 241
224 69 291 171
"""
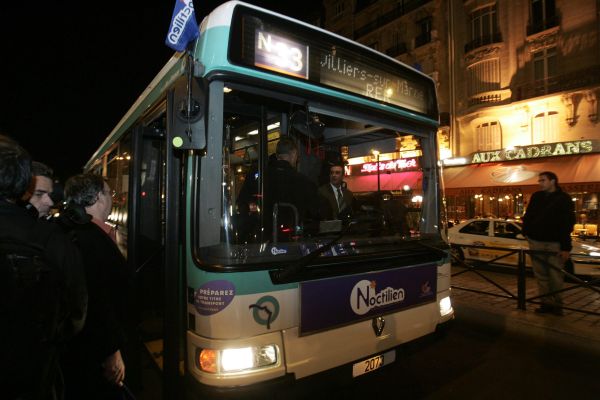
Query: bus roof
86 1 438 169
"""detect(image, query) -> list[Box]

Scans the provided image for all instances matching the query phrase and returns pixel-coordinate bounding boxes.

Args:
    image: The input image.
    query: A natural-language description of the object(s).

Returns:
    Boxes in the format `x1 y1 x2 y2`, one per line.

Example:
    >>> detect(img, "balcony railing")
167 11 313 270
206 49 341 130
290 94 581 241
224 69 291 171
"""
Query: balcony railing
468 93 502 107
354 0 430 39
527 14 560 36
464 32 503 53
513 65 600 101
385 42 408 57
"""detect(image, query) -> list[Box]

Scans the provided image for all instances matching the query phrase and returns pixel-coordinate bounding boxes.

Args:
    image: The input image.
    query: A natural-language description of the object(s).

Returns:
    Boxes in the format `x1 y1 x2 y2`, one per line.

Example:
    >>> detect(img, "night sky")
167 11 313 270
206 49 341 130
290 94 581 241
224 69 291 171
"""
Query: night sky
0 1 323 181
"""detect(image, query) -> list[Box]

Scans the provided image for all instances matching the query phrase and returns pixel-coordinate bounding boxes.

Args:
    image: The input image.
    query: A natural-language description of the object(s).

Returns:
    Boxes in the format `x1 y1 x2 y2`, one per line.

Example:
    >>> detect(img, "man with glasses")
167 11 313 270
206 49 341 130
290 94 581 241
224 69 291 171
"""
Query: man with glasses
57 174 130 399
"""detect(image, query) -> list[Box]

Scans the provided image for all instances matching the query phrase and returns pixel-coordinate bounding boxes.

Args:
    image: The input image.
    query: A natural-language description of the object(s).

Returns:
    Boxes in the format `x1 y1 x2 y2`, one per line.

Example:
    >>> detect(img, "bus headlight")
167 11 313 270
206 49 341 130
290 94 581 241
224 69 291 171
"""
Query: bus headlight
198 344 279 374
439 296 453 317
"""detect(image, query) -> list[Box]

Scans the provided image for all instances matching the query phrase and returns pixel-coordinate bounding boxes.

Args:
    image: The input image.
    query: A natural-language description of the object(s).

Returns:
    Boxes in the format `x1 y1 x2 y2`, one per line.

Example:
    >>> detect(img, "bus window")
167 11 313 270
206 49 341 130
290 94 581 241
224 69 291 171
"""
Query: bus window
197 86 431 267
105 134 132 257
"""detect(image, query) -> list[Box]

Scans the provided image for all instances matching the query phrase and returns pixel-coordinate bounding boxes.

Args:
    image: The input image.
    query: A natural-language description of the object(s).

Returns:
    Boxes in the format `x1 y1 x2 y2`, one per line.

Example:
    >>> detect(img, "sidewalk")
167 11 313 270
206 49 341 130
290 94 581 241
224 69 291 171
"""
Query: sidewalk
450 266 600 355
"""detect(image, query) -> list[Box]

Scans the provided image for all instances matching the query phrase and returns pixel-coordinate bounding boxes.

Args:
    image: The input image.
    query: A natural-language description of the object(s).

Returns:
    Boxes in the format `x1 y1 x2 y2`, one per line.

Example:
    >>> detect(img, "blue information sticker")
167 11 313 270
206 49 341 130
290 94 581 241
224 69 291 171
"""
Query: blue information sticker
193 280 236 316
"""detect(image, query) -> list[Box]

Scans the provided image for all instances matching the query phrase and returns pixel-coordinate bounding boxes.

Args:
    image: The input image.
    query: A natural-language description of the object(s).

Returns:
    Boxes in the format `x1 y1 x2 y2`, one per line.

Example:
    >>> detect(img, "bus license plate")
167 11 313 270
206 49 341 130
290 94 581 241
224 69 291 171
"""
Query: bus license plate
352 350 395 378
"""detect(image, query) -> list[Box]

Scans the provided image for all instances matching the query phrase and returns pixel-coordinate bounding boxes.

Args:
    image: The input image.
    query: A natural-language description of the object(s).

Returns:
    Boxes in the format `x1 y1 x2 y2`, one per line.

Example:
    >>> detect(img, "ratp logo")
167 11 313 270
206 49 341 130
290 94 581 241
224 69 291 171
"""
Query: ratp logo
349 280 405 316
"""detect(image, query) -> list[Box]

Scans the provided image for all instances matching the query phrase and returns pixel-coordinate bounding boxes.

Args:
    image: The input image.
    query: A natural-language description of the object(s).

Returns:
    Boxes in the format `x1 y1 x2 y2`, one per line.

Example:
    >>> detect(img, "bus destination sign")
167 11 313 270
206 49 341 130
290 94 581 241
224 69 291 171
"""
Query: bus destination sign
233 7 434 117
254 30 309 79
319 52 428 114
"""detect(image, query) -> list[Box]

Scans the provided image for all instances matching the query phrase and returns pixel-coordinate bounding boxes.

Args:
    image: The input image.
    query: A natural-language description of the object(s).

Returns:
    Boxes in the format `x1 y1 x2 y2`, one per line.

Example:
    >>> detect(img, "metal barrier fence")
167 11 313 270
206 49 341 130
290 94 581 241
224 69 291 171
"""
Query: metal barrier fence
450 244 600 316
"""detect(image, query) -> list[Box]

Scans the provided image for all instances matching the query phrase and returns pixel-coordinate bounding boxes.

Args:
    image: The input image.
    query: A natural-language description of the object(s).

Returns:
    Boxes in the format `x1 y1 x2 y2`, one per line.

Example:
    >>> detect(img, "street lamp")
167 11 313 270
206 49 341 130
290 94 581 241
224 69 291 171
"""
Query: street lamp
371 149 380 192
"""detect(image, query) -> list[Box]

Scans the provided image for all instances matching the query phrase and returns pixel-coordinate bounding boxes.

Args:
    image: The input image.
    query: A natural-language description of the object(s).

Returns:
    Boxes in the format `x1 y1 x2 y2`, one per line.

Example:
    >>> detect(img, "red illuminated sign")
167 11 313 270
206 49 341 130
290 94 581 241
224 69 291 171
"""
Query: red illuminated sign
359 158 418 174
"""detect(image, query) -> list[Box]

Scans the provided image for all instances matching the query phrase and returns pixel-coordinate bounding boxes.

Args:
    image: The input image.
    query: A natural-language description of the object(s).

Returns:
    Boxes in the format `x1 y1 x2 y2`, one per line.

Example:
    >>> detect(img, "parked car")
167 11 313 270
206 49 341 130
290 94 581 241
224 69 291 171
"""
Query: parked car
447 218 600 276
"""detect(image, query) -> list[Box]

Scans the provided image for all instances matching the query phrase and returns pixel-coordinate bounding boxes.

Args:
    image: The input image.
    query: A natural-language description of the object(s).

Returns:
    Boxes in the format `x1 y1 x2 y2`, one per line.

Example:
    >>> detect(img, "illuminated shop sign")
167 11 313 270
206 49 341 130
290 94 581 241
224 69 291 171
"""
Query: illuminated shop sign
254 31 309 79
470 140 598 164
350 158 419 175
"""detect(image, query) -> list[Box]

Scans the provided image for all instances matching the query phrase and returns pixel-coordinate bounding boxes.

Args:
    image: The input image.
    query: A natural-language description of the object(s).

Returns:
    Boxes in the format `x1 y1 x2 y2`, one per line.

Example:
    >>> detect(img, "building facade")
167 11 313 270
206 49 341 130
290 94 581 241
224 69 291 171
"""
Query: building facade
445 0 600 231
323 0 453 159
323 0 600 231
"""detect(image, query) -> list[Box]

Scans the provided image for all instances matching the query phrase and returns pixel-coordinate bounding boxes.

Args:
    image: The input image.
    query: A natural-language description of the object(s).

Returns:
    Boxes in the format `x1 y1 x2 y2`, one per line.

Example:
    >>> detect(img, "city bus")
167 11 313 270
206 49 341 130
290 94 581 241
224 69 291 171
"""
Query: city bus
84 1 453 396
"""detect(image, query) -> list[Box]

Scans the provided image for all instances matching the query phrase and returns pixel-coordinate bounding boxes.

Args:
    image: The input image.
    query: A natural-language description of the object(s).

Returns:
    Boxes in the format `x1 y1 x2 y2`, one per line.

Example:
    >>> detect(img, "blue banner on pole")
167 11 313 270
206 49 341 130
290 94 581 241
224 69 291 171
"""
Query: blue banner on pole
165 0 200 52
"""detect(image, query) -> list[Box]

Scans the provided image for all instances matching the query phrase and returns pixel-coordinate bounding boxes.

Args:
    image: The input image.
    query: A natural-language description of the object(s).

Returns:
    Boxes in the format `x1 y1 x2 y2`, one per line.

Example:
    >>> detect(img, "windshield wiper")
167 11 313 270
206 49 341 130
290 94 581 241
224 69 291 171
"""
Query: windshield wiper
272 221 358 282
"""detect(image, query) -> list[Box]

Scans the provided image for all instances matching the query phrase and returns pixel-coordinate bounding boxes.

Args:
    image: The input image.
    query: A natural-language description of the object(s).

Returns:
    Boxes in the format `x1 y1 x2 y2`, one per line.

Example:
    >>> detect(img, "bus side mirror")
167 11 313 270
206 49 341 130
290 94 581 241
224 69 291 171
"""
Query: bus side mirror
170 77 206 150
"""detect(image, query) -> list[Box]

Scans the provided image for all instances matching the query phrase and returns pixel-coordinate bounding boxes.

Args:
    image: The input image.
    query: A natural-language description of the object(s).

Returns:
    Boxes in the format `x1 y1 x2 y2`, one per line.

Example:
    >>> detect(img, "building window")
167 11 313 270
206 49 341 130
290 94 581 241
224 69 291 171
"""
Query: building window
333 1 345 18
386 31 407 57
415 17 432 48
467 59 500 97
529 0 558 35
476 121 501 151
466 5 500 52
367 41 379 51
533 111 558 143
533 46 557 94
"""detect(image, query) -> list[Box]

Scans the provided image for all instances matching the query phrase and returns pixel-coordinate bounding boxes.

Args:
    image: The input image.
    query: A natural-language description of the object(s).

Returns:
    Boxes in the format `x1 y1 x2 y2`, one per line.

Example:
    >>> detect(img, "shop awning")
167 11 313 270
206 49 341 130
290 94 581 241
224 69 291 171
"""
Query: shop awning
442 154 600 195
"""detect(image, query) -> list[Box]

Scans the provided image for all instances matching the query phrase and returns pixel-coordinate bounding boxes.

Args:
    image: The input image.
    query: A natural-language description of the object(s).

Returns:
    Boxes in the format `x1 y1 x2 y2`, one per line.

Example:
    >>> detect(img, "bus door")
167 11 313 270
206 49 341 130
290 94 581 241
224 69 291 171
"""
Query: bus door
130 118 167 367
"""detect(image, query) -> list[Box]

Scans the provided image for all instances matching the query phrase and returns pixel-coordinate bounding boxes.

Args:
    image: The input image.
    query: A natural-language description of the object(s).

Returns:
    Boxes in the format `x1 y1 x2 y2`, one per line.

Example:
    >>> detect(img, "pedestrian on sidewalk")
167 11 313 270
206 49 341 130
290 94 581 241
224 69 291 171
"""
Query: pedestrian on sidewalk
57 173 131 400
523 171 575 316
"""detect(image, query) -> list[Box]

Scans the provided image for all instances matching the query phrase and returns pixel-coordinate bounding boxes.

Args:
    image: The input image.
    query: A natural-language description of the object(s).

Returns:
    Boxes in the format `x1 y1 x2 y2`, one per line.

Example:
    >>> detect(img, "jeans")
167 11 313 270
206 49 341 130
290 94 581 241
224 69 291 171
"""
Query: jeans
528 239 564 308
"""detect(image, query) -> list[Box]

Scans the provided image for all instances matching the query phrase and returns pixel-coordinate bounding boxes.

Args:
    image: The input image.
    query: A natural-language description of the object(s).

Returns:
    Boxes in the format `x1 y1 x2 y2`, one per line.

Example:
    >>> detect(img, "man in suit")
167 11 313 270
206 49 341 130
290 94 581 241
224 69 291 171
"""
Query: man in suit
319 163 354 220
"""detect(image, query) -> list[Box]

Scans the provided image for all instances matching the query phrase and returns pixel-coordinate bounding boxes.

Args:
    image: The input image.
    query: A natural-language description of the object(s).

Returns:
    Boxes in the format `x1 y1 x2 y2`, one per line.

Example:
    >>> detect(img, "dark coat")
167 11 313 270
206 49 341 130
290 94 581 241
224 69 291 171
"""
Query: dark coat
523 189 575 251
57 206 130 398
265 159 320 229
318 183 355 220
0 200 87 400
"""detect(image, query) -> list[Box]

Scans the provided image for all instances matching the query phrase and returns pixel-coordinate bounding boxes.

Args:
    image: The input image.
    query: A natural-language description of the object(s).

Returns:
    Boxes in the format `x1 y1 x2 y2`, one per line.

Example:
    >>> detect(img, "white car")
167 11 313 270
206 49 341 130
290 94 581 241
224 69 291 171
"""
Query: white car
447 218 600 276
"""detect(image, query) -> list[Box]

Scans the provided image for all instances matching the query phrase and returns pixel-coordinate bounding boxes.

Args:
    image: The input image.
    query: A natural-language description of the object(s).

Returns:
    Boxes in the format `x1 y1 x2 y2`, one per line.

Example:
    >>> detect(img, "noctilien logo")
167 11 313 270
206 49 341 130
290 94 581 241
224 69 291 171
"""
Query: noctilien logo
350 280 405 315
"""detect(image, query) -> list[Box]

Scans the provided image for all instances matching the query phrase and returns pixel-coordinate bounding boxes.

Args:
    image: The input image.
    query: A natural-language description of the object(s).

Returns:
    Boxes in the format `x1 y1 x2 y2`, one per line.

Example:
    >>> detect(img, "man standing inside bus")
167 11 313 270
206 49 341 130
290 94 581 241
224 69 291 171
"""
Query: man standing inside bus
319 162 354 220
266 136 320 236
523 171 575 316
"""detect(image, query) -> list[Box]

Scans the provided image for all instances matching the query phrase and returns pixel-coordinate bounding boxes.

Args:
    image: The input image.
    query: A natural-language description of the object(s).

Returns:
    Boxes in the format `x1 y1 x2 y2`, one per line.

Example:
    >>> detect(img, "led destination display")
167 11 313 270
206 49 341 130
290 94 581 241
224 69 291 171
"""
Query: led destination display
230 5 436 118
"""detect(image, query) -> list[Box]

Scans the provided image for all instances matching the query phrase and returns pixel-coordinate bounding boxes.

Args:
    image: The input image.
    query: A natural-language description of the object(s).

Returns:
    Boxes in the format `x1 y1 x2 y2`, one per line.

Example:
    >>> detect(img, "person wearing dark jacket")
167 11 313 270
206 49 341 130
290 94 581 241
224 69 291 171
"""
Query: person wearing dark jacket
0 135 87 400
523 171 575 316
57 173 130 399
265 136 320 238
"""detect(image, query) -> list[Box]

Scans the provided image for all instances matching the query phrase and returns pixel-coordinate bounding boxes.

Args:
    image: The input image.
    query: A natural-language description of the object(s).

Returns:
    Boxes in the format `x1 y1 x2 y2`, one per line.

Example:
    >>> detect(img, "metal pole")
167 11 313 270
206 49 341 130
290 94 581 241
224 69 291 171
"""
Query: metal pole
517 249 526 310
377 154 380 192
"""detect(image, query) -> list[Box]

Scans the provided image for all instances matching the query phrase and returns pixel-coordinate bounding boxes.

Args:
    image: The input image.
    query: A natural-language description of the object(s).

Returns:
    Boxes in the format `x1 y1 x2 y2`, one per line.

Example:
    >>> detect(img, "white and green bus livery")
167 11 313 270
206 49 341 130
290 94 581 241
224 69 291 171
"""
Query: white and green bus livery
85 1 453 396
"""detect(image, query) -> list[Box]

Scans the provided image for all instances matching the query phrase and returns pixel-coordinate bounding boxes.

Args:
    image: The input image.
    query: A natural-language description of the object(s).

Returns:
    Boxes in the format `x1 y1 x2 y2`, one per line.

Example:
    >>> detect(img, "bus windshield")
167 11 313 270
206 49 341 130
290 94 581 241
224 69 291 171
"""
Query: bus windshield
196 85 438 267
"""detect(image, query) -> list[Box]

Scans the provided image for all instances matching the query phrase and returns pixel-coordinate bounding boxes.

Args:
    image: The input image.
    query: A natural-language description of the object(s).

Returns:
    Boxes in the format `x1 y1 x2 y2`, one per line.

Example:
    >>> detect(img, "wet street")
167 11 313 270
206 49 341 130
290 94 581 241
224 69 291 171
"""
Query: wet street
136 316 599 399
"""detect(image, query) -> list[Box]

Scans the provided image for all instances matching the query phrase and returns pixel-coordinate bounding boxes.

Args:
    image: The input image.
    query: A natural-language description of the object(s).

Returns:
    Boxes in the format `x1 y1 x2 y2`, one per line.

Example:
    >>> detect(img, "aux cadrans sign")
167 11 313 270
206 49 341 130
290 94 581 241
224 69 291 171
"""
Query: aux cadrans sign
470 140 598 164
